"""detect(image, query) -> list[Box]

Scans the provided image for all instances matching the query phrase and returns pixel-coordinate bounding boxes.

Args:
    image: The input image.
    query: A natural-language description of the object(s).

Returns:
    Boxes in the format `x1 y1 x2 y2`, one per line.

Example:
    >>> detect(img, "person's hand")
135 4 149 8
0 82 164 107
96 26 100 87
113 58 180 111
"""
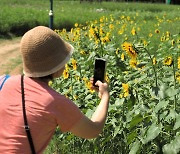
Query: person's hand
90 78 109 99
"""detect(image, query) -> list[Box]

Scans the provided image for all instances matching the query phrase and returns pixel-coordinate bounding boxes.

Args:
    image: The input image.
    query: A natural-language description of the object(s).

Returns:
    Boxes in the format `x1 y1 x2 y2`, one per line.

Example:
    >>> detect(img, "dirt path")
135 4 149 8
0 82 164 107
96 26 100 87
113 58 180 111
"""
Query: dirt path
0 37 22 75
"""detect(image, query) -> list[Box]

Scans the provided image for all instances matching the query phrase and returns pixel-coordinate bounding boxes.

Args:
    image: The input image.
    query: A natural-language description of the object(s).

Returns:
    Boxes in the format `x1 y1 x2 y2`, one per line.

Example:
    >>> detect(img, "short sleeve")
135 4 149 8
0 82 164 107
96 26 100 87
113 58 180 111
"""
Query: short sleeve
51 95 83 132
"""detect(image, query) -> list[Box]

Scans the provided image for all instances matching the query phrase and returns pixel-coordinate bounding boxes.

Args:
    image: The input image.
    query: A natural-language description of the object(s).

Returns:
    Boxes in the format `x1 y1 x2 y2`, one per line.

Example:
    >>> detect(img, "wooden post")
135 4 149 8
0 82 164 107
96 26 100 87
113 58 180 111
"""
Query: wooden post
49 0 54 29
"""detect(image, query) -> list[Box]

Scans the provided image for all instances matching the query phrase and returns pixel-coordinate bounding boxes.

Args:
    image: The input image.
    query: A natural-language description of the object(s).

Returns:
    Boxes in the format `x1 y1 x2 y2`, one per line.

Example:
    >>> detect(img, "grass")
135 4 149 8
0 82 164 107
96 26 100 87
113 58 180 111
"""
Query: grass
3 57 22 74
0 0 179 37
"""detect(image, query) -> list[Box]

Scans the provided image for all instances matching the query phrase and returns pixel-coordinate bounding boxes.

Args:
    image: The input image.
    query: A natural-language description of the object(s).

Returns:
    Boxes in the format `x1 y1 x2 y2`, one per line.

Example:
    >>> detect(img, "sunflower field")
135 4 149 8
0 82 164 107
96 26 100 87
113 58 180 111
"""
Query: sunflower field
46 10 180 154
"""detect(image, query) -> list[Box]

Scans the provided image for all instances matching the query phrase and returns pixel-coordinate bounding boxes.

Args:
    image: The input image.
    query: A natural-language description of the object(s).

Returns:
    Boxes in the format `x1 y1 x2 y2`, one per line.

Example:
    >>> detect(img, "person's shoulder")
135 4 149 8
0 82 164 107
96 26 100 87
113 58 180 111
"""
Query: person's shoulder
0 74 20 82
46 86 73 105
48 88 67 100
7 75 21 80
0 74 11 80
31 80 66 100
6 75 22 83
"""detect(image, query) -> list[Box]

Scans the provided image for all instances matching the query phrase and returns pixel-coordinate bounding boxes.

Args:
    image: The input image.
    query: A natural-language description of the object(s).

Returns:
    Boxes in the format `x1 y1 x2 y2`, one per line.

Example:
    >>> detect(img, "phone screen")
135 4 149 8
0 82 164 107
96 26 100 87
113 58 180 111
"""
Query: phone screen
93 58 106 87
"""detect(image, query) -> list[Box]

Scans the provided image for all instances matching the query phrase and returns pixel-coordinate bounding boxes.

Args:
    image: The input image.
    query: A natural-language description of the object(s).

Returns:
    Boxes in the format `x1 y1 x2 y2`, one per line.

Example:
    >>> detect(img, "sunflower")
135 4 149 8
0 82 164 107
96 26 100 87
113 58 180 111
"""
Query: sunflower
109 24 114 30
100 16 105 22
161 36 165 42
122 83 129 98
129 59 137 68
74 23 78 28
119 93 124 98
63 69 69 79
48 80 53 87
105 73 110 83
143 40 148 46
149 33 153 37
153 57 157 65
75 75 80 81
131 27 136 36
122 42 137 59
155 29 160 34
99 28 105 36
85 80 95 93
171 39 175 46
121 53 125 61
116 48 120 55
71 58 77 70
118 29 124 35
163 56 173 66
89 27 97 39
176 71 180 82
73 95 78 100
63 64 69 79
178 57 180 69
80 50 86 55
166 31 170 38
101 36 111 44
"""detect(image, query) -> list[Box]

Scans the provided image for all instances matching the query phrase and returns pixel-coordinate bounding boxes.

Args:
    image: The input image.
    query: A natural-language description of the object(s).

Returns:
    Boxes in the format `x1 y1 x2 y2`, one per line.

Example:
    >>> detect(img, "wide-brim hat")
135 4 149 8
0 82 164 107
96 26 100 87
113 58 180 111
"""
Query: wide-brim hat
20 26 74 77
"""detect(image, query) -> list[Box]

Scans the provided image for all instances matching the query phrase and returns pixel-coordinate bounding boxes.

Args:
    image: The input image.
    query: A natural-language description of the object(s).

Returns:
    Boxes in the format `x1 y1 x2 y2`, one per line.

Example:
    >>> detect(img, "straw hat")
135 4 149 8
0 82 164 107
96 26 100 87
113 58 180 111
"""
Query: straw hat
20 26 74 77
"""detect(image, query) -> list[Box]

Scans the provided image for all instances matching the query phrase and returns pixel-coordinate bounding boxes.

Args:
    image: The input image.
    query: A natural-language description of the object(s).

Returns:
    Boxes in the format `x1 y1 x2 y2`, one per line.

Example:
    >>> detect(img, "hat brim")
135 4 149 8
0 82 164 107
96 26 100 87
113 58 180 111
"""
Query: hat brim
23 44 74 77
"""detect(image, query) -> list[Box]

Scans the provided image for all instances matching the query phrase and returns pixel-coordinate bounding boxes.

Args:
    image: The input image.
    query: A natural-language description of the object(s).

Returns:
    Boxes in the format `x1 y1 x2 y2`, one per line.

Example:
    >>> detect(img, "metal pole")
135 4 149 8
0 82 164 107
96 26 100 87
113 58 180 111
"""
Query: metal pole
49 0 53 29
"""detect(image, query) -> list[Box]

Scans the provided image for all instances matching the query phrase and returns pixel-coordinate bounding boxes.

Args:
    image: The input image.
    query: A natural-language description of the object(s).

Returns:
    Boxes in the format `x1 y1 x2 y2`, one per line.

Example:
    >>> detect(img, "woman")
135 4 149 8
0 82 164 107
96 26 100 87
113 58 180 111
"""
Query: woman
0 26 109 154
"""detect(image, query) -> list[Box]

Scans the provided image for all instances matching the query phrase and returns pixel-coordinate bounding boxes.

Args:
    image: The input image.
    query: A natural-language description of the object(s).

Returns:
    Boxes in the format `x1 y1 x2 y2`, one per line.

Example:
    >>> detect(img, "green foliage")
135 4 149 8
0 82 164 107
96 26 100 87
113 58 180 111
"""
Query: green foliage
46 5 180 153
0 0 179 37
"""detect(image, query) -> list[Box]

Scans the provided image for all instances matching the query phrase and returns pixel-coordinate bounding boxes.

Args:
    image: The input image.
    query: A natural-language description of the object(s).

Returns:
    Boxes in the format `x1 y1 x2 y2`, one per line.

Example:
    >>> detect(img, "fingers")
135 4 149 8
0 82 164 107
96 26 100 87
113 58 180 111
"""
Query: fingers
95 80 108 88
95 80 102 87
90 77 94 84
90 77 98 91
90 77 108 90
90 78 106 87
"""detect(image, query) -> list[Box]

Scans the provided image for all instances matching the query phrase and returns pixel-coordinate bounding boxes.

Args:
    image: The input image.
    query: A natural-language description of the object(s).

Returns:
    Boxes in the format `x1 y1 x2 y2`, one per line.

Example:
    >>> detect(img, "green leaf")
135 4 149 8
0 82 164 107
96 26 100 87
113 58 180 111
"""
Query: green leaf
154 100 169 113
127 130 137 145
174 114 180 130
128 114 144 129
108 104 117 113
165 108 177 122
115 98 125 106
129 139 140 154
85 94 92 100
113 126 121 138
85 109 93 117
163 135 180 154
165 88 179 98
143 123 161 144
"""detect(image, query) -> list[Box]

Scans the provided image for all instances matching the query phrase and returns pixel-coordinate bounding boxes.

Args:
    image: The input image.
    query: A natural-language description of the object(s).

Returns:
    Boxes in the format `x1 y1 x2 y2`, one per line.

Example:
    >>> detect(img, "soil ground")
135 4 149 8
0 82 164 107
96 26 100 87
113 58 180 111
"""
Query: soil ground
0 37 22 76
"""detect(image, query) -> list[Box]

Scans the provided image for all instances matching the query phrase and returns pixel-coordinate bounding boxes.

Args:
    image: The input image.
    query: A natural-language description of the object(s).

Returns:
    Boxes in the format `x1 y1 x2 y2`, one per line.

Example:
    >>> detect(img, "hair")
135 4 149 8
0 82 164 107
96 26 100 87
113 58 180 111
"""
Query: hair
30 74 53 83
39 75 53 81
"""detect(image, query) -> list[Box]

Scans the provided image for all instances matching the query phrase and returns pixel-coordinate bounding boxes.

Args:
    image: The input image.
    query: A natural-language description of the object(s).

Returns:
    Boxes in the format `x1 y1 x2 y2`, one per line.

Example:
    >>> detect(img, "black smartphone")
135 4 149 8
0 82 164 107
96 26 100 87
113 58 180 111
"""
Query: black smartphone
93 58 106 87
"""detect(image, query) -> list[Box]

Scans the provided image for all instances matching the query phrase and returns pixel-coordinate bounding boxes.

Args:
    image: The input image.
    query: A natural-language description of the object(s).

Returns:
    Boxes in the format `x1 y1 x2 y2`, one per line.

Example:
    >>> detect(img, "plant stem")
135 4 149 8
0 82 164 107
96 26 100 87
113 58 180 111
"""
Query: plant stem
99 39 104 57
144 48 158 87
172 61 177 111
70 72 74 101
78 64 82 80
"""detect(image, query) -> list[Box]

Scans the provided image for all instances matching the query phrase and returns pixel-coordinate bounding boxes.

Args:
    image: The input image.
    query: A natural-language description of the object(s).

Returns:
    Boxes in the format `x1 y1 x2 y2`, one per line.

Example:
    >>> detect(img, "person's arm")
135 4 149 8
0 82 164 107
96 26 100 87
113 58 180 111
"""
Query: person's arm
70 80 109 139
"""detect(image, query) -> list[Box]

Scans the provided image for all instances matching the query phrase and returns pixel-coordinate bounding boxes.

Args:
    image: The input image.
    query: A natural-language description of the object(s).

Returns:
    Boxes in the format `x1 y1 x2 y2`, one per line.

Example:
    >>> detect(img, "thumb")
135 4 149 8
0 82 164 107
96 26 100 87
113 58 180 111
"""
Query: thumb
95 80 102 86
98 92 102 99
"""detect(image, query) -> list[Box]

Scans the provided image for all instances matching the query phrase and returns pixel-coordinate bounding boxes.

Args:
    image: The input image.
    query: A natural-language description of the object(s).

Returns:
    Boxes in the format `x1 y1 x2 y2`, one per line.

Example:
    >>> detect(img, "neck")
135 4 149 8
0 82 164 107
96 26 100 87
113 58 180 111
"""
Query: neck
31 77 52 85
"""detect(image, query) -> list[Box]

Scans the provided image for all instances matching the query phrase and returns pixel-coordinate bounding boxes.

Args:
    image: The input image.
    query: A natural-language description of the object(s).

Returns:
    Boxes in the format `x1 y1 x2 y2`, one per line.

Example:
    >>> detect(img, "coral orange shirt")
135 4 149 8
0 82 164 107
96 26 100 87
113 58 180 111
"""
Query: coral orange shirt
0 75 83 154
